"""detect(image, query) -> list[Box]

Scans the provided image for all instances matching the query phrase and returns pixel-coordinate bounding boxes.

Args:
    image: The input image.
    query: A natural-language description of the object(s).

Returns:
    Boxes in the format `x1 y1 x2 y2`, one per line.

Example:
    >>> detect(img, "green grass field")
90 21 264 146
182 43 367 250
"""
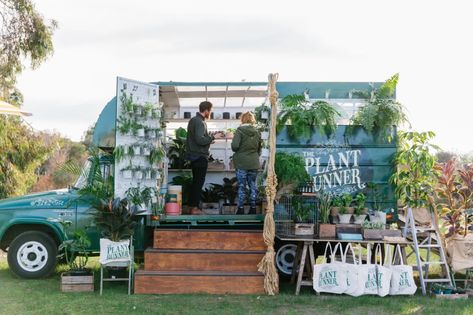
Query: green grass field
1 251 472 315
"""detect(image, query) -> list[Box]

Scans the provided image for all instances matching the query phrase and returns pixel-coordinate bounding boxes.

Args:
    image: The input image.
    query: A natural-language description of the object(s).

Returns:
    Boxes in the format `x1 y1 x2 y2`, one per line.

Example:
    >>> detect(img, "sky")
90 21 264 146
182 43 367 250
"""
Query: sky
17 0 473 153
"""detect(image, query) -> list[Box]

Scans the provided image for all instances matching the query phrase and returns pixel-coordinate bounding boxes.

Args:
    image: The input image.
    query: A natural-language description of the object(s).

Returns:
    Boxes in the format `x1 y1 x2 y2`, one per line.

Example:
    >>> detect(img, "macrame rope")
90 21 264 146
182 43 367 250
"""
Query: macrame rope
257 73 279 295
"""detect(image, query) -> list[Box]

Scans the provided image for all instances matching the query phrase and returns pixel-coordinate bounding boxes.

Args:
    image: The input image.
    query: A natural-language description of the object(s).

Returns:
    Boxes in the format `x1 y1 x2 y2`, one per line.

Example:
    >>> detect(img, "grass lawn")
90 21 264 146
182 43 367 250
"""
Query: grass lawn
1 251 472 315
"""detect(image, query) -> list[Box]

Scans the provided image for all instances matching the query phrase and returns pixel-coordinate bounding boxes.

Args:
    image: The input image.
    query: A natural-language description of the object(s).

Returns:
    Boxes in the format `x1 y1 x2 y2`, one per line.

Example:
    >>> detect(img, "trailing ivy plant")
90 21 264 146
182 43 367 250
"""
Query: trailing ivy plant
277 94 341 139
351 73 409 140
390 131 440 208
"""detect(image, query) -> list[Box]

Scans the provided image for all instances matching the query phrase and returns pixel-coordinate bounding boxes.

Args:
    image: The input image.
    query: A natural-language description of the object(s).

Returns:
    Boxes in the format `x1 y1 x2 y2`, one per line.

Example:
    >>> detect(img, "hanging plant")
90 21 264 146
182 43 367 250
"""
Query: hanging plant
275 152 310 198
113 145 126 163
351 73 409 140
149 147 166 165
276 94 341 139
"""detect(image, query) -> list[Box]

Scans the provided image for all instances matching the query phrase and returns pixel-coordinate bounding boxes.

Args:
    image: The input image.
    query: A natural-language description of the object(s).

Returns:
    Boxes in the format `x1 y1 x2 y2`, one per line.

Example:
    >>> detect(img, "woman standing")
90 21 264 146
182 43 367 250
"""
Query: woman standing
231 112 261 214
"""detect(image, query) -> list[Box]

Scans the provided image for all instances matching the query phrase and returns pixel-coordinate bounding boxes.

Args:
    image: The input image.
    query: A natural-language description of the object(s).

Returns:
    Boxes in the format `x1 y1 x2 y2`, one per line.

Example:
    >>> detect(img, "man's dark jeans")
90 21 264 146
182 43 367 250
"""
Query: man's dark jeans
188 156 208 208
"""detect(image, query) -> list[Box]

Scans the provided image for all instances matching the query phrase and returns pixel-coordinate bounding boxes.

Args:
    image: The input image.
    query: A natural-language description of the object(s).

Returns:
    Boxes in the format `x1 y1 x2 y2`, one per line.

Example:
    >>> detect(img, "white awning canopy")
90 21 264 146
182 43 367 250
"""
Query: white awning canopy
0 100 32 117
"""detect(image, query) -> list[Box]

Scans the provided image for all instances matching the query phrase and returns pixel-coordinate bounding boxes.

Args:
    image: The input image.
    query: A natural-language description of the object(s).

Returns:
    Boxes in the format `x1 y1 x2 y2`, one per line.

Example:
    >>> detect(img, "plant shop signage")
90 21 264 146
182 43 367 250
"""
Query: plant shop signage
99 238 131 264
303 149 366 193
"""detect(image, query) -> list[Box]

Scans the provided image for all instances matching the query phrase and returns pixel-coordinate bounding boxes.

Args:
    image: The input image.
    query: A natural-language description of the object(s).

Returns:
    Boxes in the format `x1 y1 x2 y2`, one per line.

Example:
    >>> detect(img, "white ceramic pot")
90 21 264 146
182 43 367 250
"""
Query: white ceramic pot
338 214 353 224
143 147 151 156
261 131 269 140
148 130 156 138
122 170 132 179
145 170 153 180
137 128 145 137
133 146 141 156
354 214 367 224
261 111 269 119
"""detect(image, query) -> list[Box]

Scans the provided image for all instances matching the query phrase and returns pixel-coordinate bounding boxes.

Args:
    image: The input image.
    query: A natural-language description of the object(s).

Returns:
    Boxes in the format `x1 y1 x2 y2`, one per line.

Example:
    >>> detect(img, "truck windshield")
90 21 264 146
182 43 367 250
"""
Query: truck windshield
74 160 91 189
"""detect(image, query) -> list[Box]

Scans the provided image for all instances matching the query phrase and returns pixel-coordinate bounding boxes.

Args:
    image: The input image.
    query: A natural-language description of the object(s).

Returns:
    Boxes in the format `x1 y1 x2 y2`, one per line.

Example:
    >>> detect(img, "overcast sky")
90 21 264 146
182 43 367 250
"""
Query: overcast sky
17 0 473 153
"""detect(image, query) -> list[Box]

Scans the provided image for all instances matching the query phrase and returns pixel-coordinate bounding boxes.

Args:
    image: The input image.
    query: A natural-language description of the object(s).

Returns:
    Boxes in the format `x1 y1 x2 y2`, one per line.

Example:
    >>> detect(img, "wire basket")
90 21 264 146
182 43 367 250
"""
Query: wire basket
274 195 319 237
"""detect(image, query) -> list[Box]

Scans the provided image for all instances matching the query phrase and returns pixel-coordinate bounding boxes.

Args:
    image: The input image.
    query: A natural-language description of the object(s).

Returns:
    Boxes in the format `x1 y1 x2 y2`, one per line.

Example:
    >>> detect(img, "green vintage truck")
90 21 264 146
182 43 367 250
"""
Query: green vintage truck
0 79 395 279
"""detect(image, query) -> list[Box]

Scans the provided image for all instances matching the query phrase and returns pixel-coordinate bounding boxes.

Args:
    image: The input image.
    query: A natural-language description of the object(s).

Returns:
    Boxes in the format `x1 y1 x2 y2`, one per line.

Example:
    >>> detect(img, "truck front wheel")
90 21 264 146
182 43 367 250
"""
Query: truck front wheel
7 231 57 278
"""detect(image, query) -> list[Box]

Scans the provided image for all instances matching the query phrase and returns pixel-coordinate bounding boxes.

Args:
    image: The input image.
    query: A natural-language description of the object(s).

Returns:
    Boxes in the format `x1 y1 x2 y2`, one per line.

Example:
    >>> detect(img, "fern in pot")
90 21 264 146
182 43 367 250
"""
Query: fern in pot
353 193 368 224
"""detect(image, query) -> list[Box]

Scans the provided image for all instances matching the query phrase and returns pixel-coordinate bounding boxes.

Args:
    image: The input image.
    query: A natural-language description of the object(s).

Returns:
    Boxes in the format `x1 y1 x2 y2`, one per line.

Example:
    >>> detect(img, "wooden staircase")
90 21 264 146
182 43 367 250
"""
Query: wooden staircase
134 229 266 294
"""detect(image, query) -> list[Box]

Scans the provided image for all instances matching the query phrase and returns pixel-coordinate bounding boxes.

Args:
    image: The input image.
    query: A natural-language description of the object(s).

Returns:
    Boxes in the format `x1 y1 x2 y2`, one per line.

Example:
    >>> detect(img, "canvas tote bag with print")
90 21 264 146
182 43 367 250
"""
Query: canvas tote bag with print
343 243 365 297
99 238 131 265
387 245 417 295
360 244 393 297
313 242 348 294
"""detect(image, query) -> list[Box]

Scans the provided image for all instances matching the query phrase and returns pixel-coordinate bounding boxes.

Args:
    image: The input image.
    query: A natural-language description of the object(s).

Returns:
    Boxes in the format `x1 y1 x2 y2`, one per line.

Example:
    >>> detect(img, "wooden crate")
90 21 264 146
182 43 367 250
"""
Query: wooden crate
60 272 94 292
319 224 336 239
363 229 384 240
295 223 314 236
432 293 469 300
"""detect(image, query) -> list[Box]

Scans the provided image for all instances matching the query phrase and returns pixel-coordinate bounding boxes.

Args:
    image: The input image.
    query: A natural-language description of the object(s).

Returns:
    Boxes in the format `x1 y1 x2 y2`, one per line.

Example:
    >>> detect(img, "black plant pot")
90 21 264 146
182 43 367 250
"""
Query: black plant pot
184 112 191 119
210 112 214 119
236 112 242 119
222 112 230 119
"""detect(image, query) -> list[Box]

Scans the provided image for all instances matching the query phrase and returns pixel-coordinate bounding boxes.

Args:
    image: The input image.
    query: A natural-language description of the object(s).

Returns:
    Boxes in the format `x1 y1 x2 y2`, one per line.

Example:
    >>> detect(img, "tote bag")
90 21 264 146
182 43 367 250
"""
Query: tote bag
360 244 392 297
387 245 417 295
313 242 348 294
343 243 365 297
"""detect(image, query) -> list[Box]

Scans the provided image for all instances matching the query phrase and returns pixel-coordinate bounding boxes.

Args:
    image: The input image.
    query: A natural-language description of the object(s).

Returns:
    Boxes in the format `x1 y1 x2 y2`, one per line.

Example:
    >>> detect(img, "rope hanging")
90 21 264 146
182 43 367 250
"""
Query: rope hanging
257 73 279 295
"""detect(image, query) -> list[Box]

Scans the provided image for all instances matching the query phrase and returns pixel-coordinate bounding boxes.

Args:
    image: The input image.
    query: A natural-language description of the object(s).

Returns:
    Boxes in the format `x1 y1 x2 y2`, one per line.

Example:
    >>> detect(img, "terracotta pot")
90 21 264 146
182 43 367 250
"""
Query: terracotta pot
165 202 180 215
330 207 339 216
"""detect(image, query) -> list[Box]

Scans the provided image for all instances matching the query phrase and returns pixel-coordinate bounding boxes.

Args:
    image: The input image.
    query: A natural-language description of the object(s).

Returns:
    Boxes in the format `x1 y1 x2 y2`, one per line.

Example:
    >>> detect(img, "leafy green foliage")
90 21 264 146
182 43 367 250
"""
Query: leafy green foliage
351 74 409 140
391 131 440 208
167 127 189 169
201 184 224 203
275 152 310 197
277 94 340 139
222 177 238 204
362 221 385 230
0 116 53 198
91 198 145 242
57 220 90 272
0 0 57 101
125 185 155 209
318 192 332 224
292 196 312 223
170 172 193 205
353 193 367 215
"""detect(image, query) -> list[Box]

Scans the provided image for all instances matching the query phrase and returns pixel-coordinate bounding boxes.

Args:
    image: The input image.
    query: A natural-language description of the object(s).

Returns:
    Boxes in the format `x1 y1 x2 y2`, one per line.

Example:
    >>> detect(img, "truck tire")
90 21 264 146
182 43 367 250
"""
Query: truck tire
275 242 297 277
7 231 57 279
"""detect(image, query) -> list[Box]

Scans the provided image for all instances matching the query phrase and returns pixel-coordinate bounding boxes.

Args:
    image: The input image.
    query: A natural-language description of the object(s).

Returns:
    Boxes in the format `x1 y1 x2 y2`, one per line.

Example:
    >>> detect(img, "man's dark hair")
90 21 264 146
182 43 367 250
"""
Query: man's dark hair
199 101 213 113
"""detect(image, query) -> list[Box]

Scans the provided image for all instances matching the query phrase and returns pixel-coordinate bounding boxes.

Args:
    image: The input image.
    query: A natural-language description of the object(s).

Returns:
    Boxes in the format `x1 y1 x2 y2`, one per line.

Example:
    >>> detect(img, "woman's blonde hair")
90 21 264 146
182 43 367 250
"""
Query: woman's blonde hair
241 111 256 124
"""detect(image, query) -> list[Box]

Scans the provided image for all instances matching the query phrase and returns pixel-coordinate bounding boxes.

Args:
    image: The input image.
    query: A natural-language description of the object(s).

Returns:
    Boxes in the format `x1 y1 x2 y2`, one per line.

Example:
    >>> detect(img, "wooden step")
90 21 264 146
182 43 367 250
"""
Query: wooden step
153 229 266 251
134 270 265 294
144 248 265 272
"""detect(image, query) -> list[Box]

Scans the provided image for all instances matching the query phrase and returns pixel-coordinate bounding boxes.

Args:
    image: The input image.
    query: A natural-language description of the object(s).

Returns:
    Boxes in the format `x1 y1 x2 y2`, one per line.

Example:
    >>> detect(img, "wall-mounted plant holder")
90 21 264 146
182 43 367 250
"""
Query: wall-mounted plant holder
122 169 133 179
184 112 191 119
137 128 145 137
142 147 151 156
145 170 153 180
133 105 143 116
261 131 269 140
147 130 156 139
261 110 269 120
236 112 242 119
222 112 230 119
133 145 141 156
134 170 143 180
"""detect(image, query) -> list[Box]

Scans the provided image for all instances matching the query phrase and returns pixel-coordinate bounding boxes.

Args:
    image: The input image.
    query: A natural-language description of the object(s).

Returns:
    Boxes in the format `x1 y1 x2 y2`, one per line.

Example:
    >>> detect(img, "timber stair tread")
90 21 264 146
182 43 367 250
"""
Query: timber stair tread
145 248 266 254
135 270 263 276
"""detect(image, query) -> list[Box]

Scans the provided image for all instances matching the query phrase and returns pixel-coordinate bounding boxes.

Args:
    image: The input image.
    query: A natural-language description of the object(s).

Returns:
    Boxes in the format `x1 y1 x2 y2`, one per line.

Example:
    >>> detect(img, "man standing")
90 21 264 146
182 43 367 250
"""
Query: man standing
186 101 221 215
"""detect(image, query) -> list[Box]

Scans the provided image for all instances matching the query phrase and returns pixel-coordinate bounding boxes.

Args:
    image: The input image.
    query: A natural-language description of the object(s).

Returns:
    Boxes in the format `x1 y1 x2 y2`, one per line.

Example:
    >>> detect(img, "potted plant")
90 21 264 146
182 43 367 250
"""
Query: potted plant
132 144 141 156
276 94 340 139
134 167 143 180
330 195 342 220
58 221 93 292
255 104 270 121
167 127 190 169
143 103 154 118
121 166 133 179
201 184 223 214
292 196 314 235
362 221 385 240
275 152 310 200
260 127 269 140
351 73 409 141
142 144 151 156
225 128 236 139
353 193 368 224
318 192 336 238
114 145 126 163
149 146 166 165
261 145 270 159
221 177 238 214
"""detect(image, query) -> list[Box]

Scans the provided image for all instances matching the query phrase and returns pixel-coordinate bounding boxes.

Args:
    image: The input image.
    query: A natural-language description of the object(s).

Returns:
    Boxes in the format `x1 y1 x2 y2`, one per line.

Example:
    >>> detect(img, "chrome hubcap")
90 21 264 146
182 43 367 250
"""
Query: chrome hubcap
275 244 297 275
